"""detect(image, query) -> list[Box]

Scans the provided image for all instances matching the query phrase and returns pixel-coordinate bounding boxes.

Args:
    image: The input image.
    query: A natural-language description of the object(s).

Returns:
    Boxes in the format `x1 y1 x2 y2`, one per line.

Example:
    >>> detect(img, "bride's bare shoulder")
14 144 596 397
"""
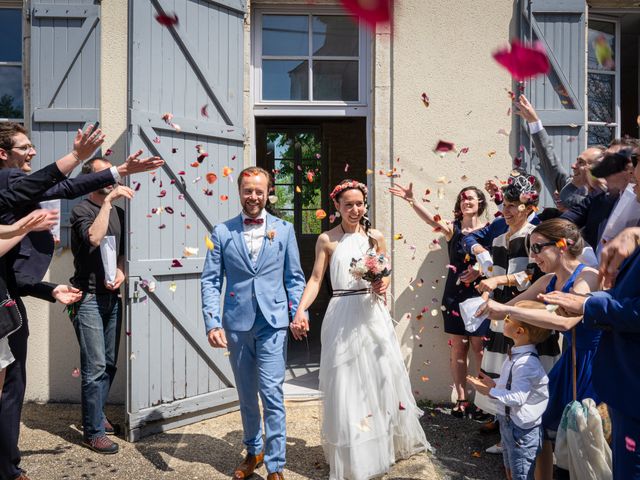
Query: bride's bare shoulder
317 227 342 252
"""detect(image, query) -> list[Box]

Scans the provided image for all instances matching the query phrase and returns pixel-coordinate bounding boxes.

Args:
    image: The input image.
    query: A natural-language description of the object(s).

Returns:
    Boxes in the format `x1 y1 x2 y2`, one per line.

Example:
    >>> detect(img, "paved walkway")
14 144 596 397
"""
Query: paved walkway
19 401 440 479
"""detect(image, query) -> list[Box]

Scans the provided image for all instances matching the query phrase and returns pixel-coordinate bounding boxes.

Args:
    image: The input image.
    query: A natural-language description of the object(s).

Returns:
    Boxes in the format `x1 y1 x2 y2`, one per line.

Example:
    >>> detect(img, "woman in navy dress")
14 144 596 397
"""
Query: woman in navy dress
476 218 601 480
390 183 487 416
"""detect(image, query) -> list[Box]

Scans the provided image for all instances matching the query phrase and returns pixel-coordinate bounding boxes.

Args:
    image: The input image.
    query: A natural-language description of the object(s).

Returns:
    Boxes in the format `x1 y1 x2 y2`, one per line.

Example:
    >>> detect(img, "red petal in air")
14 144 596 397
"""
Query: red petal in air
340 0 391 28
434 140 455 153
200 104 209 118
493 39 550 81
155 12 179 27
197 153 209 163
171 259 183 267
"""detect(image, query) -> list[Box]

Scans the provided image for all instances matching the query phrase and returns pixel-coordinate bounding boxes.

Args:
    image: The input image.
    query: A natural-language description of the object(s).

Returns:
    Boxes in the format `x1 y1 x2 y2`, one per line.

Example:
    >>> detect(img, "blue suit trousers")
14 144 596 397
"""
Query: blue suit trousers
227 308 288 473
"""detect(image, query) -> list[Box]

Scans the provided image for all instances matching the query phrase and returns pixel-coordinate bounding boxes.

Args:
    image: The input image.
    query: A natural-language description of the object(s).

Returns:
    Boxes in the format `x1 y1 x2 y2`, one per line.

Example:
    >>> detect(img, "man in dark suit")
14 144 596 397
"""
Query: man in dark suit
540 231 640 479
561 148 636 251
0 122 163 480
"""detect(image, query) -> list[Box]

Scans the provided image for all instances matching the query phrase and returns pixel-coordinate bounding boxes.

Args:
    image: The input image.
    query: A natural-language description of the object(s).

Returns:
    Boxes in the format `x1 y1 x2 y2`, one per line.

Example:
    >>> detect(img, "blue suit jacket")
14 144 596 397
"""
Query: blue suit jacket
0 167 115 296
584 246 640 420
201 213 306 333
561 190 618 250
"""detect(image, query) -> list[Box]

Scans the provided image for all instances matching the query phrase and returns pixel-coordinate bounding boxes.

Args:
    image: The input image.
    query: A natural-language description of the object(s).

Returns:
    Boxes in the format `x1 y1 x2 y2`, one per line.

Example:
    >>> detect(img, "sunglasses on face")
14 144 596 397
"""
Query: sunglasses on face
529 241 556 255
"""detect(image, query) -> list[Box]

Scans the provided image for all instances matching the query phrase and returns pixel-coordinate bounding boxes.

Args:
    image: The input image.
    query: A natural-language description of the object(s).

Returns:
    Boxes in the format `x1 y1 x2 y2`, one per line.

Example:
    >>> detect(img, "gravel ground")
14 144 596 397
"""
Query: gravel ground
420 403 504 480
19 401 440 479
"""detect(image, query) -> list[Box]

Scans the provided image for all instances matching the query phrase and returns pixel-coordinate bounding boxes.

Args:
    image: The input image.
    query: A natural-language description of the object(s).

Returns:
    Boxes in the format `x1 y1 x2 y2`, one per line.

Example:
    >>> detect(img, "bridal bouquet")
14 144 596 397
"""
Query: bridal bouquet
350 251 391 283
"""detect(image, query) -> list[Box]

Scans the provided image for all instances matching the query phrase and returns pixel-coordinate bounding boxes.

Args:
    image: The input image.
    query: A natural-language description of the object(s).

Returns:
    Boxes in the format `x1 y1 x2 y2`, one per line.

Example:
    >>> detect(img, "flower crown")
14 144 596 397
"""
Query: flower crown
330 180 368 200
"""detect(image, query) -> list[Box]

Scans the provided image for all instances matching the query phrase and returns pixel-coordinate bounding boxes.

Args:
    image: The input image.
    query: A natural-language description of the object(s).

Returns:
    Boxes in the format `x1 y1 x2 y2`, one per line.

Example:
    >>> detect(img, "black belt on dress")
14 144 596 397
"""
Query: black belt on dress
332 288 371 297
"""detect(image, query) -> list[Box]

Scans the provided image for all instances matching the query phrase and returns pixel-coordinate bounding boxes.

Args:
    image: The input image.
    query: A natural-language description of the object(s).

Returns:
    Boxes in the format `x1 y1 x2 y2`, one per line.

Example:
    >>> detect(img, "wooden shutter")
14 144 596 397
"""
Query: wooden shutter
518 0 586 207
126 0 246 440
29 0 100 244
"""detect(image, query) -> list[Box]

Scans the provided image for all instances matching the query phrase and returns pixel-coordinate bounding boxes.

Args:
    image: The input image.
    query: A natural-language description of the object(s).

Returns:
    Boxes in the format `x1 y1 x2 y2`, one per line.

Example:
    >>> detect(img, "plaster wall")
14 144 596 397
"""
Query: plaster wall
388 0 517 402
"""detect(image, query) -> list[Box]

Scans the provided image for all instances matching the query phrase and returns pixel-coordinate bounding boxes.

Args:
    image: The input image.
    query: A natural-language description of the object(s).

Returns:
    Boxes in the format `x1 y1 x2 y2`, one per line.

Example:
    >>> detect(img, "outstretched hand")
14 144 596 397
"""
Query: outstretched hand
0 210 49 239
116 149 165 176
466 372 496 396
514 94 539 123
388 183 414 202
73 124 105 161
536 291 587 315
52 285 83 305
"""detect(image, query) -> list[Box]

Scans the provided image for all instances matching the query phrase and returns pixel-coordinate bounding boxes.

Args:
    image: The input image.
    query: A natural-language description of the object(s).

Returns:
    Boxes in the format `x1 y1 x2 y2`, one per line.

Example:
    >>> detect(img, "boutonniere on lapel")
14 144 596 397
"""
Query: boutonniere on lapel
266 229 276 245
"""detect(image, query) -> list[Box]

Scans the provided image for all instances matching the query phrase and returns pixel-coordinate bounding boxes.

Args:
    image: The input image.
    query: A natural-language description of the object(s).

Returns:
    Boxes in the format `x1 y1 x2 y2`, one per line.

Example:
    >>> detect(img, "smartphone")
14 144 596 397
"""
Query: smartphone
88 121 100 135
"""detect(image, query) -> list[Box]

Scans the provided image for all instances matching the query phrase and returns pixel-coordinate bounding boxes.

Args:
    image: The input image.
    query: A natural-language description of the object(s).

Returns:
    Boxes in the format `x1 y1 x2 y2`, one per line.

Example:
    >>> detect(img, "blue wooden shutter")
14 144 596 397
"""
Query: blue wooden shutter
518 0 586 207
29 0 100 244
126 0 246 440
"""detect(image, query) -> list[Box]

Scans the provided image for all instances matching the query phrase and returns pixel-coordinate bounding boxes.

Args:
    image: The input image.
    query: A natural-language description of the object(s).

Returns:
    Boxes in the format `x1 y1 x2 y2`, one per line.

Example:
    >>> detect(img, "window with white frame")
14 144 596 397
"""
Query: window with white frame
257 12 365 104
587 18 618 146
0 6 24 121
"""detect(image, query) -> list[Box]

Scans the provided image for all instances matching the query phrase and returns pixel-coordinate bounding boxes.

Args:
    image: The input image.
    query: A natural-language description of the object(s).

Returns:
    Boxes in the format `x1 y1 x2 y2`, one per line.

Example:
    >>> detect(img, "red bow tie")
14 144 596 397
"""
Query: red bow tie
244 218 264 225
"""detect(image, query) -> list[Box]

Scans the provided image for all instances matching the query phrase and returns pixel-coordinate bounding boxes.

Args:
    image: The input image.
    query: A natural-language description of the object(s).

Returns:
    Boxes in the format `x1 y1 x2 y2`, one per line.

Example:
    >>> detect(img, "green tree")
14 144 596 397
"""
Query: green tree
0 94 23 119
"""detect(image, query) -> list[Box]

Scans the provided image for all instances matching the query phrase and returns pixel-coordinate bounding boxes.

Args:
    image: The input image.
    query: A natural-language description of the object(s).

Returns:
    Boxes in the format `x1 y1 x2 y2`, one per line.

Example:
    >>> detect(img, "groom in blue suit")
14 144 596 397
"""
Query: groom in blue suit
201 166 306 480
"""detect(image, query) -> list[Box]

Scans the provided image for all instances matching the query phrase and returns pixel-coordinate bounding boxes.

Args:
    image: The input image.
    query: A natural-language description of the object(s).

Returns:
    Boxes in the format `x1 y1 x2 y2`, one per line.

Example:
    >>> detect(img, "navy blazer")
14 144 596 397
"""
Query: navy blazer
583 246 640 420
560 190 618 250
0 167 116 294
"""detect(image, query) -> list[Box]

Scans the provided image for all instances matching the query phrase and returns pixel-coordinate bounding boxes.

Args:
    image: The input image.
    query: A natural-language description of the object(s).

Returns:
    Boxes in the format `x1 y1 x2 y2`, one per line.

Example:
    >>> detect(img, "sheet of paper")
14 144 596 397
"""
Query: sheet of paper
100 235 117 286
459 296 489 333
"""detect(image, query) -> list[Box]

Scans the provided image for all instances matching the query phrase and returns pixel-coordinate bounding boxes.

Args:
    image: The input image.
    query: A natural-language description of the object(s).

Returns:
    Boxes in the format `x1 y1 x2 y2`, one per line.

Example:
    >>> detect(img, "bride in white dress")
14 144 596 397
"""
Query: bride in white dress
292 180 431 480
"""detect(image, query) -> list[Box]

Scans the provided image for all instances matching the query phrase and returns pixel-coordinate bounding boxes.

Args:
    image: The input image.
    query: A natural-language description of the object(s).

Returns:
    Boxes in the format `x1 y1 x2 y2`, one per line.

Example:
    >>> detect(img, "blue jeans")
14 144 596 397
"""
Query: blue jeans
72 293 122 440
497 414 542 480
226 308 288 473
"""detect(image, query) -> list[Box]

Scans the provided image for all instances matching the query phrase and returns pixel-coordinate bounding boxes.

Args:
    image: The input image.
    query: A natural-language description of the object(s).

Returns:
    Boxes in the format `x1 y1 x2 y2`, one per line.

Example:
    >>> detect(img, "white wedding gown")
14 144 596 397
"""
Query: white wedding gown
319 233 431 480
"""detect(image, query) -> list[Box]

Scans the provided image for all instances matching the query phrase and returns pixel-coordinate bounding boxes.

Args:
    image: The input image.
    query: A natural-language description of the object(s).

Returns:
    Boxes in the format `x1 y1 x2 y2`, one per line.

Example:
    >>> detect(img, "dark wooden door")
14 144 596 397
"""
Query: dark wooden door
256 117 366 345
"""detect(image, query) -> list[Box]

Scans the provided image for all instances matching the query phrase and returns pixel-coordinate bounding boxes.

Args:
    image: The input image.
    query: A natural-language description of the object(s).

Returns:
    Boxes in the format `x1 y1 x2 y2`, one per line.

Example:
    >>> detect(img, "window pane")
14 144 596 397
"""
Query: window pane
0 66 23 119
276 209 295 225
587 73 614 123
588 20 615 72
263 60 309 100
302 210 322 234
262 15 308 56
313 60 358 101
274 185 294 209
267 133 295 159
0 9 22 62
313 16 358 57
588 125 614 147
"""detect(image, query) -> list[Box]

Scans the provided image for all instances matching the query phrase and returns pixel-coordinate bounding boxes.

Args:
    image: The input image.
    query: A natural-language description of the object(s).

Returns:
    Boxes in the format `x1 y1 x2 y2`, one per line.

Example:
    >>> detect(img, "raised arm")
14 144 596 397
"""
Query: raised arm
389 182 454 240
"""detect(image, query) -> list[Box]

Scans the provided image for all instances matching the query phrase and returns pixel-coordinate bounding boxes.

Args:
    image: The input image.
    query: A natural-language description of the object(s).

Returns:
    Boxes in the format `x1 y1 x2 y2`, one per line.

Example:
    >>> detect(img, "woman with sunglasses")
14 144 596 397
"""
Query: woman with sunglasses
390 183 488 418
468 172 561 452
475 218 601 480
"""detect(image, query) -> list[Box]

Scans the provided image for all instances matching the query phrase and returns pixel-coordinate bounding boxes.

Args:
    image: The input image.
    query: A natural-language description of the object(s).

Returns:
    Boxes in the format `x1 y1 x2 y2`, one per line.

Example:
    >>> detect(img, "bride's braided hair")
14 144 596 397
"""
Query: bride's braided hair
331 179 377 251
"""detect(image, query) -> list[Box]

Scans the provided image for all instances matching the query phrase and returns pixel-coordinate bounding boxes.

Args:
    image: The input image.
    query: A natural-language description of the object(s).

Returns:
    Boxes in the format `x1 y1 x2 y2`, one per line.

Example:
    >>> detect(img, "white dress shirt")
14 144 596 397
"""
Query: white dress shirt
241 210 267 263
490 344 549 429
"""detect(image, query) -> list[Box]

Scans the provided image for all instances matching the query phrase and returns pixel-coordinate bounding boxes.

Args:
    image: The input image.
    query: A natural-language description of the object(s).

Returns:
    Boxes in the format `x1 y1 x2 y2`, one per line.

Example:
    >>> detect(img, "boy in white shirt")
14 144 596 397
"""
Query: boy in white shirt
468 315 550 480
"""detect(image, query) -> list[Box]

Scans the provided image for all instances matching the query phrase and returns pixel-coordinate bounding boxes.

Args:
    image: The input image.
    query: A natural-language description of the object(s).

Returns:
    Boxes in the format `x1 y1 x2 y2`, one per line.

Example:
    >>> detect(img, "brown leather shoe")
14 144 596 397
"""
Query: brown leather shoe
267 473 285 480
234 452 264 479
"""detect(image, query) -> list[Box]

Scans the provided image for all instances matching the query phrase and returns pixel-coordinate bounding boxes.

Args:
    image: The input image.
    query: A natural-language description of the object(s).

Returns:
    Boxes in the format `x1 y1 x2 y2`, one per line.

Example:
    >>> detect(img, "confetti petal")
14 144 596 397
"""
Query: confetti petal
434 140 455 153
493 39 550 80
205 235 214 251
268 195 278 204
421 92 430 107
339 0 390 28
306 171 315 183
200 104 209 118
626 436 636 452
183 247 199 257
315 209 327 220
197 153 209 163
220 195 229 201
105 148 113 157
223 166 234 177
71 368 80 378
171 259 183 268
155 12 179 26
206 172 218 184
